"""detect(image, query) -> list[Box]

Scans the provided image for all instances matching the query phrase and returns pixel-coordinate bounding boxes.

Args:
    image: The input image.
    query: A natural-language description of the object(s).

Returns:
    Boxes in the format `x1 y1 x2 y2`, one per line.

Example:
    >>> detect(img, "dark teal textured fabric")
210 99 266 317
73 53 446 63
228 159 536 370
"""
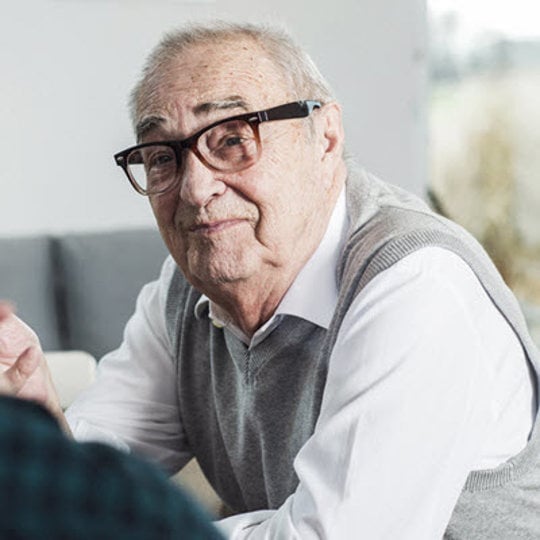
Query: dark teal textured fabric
0 396 223 540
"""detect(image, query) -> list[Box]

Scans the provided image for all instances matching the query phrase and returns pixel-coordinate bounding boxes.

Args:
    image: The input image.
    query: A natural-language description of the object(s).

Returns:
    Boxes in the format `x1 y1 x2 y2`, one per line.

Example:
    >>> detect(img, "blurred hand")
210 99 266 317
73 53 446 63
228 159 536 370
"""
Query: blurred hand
0 302 70 434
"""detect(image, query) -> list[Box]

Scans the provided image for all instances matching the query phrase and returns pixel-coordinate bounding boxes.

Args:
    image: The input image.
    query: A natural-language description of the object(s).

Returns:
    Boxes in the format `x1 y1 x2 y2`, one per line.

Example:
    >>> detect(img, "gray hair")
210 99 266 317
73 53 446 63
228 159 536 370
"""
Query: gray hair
129 21 336 131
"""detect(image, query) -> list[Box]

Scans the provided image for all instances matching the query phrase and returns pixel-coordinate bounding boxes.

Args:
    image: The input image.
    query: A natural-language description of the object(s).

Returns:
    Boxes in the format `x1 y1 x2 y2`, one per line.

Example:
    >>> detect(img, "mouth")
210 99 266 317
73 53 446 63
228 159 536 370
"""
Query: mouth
188 219 247 234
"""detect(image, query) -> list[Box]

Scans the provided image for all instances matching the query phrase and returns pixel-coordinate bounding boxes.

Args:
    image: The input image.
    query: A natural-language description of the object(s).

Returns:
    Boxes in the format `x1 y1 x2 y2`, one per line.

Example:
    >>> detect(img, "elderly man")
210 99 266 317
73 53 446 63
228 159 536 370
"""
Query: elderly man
1 22 540 539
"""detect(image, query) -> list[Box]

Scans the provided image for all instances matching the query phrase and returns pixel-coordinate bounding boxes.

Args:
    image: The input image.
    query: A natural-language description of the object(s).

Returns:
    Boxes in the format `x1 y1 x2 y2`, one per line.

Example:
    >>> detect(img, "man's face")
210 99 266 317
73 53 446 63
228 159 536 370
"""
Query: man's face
138 39 343 298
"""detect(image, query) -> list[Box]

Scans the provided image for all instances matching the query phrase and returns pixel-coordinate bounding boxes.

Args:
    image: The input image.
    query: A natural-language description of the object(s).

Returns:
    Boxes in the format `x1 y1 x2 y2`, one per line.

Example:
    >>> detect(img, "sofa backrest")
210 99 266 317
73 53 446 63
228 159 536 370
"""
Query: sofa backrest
0 228 169 359
0 235 61 350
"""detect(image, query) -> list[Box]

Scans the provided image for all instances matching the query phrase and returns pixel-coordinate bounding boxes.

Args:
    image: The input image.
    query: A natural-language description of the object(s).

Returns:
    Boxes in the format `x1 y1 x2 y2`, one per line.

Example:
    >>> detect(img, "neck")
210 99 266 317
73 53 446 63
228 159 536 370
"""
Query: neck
205 265 305 337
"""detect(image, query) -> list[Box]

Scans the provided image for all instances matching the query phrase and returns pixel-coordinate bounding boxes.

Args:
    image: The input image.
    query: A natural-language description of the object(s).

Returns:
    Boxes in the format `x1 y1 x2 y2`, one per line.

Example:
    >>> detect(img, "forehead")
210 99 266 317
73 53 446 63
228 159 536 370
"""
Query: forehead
138 38 292 133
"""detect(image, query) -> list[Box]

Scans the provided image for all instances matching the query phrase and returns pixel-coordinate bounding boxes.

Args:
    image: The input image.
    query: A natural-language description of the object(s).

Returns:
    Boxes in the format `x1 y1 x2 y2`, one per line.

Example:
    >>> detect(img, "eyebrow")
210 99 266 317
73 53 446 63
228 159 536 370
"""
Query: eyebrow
135 115 166 141
135 97 251 141
192 96 250 116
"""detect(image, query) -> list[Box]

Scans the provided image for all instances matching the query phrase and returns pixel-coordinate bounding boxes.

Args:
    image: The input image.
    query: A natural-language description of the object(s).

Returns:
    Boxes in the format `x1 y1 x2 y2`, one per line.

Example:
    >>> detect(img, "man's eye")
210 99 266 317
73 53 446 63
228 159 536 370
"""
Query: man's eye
224 136 244 147
148 152 174 168
203 120 253 152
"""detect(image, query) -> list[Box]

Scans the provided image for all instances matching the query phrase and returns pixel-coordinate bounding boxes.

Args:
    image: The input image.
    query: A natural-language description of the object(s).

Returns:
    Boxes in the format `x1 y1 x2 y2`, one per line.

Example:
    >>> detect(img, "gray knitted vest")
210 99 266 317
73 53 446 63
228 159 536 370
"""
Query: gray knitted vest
166 169 540 538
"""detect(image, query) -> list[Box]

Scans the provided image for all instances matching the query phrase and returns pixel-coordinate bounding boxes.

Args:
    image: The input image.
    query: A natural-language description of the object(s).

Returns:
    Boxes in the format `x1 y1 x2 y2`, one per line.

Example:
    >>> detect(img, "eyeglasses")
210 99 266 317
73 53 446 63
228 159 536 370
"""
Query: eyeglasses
114 100 321 196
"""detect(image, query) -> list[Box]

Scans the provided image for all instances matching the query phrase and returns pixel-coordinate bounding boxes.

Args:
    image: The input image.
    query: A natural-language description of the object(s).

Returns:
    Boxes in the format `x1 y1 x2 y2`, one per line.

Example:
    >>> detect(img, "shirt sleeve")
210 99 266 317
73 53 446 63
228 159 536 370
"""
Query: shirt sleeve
66 256 192 474
217 248 504 539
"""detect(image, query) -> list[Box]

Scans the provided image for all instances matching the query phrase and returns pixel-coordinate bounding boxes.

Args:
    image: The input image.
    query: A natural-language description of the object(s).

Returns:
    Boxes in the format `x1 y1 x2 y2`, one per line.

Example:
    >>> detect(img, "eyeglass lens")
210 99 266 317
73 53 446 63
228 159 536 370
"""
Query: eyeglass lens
127 119 260 194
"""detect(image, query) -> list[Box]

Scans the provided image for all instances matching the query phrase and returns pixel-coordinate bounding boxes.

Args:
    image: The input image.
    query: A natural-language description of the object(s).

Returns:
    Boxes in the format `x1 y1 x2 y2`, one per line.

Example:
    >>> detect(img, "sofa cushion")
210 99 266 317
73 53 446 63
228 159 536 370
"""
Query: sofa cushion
0 235 61 350
55 228 168 359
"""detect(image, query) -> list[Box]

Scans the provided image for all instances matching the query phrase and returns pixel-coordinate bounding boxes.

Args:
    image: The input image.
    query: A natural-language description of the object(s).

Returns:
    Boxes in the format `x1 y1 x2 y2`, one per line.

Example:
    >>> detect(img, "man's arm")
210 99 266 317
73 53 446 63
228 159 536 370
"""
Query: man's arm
217 247 526 538
66 256 192 473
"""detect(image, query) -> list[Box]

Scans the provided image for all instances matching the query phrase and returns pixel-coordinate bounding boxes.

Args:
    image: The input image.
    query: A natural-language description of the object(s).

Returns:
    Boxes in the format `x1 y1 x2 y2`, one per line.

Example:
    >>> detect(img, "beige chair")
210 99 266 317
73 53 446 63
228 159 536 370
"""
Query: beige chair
44 350 97 410
173 459 225 517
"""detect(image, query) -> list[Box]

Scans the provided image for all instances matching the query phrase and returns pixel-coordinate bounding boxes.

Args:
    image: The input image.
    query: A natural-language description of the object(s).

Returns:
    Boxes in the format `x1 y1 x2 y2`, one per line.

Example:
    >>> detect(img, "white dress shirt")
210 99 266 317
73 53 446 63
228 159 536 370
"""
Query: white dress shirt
66 190 536 539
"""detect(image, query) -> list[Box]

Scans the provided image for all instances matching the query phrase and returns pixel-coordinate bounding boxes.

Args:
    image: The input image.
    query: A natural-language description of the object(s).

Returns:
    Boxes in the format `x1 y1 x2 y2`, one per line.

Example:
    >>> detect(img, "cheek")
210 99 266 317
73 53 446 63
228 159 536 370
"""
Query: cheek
240 154 303 214
149 194 186 253
150 193 177 227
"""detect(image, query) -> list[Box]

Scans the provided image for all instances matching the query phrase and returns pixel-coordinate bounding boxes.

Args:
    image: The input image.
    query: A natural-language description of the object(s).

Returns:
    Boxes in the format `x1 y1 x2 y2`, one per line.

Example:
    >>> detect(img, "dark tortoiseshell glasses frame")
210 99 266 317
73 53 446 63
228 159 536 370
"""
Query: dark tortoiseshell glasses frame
113 100 322 196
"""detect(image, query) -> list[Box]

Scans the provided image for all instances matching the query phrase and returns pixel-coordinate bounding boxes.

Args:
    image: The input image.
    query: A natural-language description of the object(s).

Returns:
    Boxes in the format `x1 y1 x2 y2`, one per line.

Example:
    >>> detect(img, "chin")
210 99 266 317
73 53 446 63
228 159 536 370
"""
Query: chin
188 233 256 273
195 264 249 286
184 252 254 287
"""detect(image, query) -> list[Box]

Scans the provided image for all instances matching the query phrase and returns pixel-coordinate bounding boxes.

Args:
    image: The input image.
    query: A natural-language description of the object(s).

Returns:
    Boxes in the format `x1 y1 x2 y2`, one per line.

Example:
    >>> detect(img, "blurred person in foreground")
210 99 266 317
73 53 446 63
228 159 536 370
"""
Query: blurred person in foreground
1 22 540 539
0 340 222 540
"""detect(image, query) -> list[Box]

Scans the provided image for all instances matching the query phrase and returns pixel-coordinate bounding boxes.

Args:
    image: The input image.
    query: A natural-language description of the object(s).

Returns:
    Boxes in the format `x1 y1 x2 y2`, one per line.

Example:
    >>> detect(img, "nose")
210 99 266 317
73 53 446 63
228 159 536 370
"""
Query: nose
179 150 227 207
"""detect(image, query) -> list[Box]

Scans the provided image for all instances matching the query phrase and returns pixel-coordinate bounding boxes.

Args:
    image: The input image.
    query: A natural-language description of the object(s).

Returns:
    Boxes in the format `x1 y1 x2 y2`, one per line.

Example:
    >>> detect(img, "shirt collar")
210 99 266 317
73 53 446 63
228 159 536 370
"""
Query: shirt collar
195 188 349 342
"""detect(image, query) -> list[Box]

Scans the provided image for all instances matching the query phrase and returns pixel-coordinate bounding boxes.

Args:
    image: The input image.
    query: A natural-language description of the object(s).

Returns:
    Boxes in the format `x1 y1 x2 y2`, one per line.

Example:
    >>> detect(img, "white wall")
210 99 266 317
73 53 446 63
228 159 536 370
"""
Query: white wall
0 0 427 236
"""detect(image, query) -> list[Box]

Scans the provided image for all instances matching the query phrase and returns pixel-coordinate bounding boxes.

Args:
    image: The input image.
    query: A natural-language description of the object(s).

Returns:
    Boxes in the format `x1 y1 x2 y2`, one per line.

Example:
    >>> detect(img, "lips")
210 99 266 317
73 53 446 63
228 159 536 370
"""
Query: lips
188 218 246 233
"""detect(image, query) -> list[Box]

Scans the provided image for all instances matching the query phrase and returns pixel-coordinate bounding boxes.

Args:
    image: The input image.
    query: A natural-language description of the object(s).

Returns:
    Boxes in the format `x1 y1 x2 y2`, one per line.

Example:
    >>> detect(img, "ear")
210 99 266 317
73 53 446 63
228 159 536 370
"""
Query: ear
316 102 345 165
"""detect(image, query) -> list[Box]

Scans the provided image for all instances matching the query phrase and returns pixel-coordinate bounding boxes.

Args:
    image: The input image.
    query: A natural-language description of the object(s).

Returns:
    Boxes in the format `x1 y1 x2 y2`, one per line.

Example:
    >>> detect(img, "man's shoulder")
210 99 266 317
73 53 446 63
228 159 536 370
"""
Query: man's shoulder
342 191 460 280
155 255 197 309
345 167 433 232
160 255 198 302
160 256 205 345
0 396 223 539
337 172 488 317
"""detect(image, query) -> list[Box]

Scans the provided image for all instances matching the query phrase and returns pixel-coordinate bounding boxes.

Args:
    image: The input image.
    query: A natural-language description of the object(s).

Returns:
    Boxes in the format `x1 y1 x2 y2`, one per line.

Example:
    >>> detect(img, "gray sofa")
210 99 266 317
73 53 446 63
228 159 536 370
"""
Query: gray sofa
0 228 169 358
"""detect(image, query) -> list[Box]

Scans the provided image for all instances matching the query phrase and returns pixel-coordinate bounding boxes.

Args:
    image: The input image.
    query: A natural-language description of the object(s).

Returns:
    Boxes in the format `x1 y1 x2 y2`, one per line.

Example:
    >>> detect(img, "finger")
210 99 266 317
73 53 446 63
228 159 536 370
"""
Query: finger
2 347 41 394
0 304 37 356
0 301 16 320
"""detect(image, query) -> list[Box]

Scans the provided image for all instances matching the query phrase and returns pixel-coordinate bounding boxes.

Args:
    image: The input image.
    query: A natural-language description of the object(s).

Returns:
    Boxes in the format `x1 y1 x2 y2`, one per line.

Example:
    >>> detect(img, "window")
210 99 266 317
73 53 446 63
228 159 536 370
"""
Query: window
428 0 540 344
